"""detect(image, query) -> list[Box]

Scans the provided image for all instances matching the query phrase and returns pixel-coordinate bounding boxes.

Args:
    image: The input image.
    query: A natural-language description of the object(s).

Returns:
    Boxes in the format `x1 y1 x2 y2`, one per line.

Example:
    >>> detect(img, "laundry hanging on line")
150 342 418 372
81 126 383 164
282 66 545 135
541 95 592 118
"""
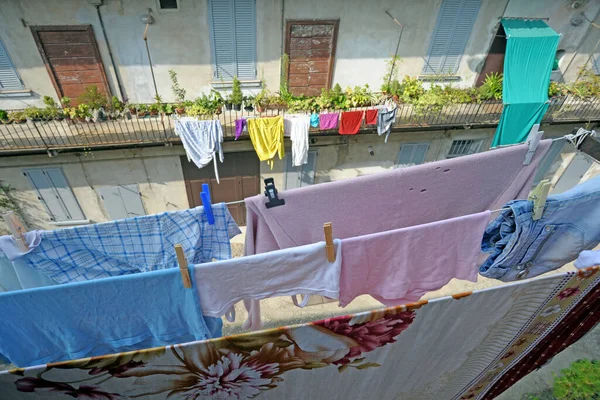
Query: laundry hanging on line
377 106 398 143
1 266 596 399
287 114 311 167
0 203 240 285
480 174 600 281
0 265 221 368
339 110 364 135
174 118 224 183
247 115 285 169
319 112 339 130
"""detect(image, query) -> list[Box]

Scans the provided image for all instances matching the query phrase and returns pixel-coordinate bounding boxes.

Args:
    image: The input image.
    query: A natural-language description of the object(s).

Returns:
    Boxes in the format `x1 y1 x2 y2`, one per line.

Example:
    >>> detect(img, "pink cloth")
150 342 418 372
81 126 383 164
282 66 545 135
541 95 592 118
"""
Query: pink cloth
319 113 339 130
244 140 551 256
339 211 491 307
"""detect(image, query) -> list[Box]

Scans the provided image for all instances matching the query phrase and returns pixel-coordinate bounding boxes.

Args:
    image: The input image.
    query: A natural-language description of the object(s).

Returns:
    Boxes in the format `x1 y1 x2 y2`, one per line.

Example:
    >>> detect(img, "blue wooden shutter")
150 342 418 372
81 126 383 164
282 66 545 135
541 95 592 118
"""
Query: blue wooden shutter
0 39 23 90
25 168 85 221
233 0 256 80
423 0 481 75
209 0 236 80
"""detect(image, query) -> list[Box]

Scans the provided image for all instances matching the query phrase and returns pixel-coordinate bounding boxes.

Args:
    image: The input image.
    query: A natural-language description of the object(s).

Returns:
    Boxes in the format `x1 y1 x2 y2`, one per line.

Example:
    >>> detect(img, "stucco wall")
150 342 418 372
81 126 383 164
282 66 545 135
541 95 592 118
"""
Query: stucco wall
0 146 189 231
0 0 282 109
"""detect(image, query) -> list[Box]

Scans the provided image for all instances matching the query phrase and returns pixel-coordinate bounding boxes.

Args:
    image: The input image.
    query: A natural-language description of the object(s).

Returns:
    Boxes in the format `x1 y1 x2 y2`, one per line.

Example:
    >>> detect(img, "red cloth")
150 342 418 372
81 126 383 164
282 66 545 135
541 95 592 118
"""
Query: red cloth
339 111 364 135
365 109 378 125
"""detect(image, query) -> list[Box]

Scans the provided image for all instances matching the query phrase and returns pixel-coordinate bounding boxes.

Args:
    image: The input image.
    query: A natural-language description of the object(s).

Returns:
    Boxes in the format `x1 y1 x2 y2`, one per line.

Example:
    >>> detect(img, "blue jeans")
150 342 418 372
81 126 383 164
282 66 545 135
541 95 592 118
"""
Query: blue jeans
480 175 600 281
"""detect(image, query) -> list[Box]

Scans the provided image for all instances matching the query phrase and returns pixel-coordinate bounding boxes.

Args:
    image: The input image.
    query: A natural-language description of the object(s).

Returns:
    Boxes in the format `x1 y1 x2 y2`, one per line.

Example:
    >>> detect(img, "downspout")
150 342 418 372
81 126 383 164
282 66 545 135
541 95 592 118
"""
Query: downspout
95 2 127 101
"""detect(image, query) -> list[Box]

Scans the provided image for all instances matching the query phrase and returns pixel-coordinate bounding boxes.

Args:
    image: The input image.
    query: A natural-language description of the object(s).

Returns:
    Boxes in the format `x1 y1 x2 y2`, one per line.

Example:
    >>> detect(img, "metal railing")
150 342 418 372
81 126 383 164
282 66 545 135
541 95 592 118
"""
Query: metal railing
1 95 598 153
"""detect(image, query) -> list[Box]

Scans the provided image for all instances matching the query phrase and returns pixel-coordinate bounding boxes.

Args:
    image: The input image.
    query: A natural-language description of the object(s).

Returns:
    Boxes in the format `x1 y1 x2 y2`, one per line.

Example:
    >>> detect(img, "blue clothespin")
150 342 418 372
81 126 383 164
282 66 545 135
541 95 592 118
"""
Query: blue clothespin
200 183 215 225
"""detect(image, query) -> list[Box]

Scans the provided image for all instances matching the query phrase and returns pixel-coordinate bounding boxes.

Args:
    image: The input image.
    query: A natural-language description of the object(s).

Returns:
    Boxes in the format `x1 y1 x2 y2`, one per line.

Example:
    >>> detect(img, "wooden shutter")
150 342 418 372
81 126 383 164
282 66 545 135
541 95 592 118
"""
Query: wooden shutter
423 0 481 75
209 0 256 80
24 168 85 222
0 39 23 90
396 143 429 168
234 0 256 80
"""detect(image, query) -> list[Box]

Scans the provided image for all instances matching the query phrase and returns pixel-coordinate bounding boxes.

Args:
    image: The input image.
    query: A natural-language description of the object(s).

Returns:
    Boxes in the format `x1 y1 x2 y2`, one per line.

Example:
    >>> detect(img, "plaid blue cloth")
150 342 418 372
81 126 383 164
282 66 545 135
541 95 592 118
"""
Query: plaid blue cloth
22 203 240 284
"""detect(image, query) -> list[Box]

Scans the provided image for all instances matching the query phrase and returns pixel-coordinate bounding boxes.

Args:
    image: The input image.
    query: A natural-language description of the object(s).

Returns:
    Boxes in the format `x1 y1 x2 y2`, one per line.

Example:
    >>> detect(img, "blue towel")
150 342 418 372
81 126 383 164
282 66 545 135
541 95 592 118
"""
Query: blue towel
0 266 221 367
2 204 240 284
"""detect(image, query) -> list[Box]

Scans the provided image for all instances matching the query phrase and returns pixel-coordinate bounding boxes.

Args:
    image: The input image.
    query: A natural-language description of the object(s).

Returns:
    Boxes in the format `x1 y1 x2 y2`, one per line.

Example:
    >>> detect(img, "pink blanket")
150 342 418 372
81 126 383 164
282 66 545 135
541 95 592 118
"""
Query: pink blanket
244 140 551 255
339 211 491 307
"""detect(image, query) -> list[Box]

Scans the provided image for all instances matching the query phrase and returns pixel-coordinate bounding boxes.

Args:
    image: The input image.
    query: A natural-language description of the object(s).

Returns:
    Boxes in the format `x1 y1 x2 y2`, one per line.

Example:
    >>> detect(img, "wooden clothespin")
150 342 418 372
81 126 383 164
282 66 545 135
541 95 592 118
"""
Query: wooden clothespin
323 222 335 262
3 211 28 252
174 244 192 288
528 179 551 221
200 183 215 225
523 124 544 165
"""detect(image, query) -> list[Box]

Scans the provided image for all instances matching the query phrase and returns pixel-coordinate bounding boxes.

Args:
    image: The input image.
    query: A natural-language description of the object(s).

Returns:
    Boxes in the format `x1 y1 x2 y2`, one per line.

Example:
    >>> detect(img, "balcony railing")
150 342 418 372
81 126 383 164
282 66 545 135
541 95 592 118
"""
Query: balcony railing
1 95 598 153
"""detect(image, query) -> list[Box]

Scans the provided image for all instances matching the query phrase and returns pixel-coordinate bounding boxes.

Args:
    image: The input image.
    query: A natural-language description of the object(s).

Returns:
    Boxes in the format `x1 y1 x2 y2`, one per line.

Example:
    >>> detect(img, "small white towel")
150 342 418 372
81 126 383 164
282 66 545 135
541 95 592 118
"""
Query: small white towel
175 118 224 182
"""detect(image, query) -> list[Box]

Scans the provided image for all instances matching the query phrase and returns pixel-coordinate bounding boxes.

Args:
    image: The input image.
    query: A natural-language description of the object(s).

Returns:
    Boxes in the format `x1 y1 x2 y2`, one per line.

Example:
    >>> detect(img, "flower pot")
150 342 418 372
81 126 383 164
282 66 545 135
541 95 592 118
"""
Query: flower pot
138 112 148 118
256 105 264 113
392 94 399 102
76 117 87 123
225 103 233 111
233 104 242 111
1 119 12 125
150 110 158 116
129 108 137 115
54 116 64 121
244 105 254 112
215 108 222 115
15 119 26 124
176 108 185 115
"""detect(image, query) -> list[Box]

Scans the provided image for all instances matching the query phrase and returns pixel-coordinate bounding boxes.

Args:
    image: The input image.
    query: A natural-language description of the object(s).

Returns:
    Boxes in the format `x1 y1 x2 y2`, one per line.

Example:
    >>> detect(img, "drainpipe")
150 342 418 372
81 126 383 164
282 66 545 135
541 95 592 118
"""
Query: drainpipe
95 2 127 101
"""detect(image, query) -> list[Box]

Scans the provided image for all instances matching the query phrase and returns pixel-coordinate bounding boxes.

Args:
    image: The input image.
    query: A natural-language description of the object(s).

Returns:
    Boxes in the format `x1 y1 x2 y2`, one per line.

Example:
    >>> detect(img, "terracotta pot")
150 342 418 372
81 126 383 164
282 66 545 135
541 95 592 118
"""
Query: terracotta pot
392 94 399 102
256 105 264 113
137 112 148 118
150 110 158 116
129 108 137 115
15 119 27 124
1 119 12 125
176 108 185 115
76 117 87 123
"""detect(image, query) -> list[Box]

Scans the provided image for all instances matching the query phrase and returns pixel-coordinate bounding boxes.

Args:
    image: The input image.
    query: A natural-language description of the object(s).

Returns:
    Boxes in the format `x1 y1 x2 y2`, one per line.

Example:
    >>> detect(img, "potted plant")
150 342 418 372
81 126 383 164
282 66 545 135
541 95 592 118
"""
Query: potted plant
224 93 234 111
128 103 138 115
174 103 185 115
8 111 26 124
254 88 271 113
110 96 124 119
71 104 91 123
231 77 243 111
136 104 148 117
24 106 45 122
0 109 10 124
149 103 160 116
61 96 71 108
161 103 174 115
210 90 224 114
243 95 255 112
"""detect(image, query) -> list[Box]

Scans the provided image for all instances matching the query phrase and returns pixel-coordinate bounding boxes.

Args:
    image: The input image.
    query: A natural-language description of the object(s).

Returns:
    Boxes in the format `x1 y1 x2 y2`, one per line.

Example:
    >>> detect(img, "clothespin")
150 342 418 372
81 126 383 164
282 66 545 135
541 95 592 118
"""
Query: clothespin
323 222 335 262
174 244 192 288
3 211 28 252
200 183 215 225
523 124 544 165
528 179 551 221
264 178 285 208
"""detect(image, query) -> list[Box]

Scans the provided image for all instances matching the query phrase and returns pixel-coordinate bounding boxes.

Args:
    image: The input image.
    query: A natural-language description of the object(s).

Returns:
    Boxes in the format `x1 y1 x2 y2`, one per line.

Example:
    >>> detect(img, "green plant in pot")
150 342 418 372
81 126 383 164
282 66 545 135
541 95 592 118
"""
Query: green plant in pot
169 69 187 114
254 88 271 113
0 109 9 124
136 104 148 117
231 76 243 111
8 111 26 124
70 104 92 122
77 85 108 110
243 95 255 112
24 106 45 121
210 90 224 114
478 72 503 101
43 95 64 121
161 103 174 115
149 103 160 116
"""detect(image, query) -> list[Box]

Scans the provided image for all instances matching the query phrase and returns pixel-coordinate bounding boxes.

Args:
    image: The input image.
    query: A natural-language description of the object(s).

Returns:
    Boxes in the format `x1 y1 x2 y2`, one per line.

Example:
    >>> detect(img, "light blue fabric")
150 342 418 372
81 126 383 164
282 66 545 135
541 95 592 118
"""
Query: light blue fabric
0 266 221 367
0 251 20 292
1 204 240 285
480 175 600 281
310 112 319 128
492 19 560 147
175 118 224 182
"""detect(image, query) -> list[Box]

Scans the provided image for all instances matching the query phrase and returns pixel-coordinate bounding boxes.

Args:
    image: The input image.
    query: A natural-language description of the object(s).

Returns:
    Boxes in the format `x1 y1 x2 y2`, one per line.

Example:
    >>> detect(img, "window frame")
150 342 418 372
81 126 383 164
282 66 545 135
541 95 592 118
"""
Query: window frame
207 0 257 82
0 38 25 92
395 142 430 168
446 139 484 159
156 0 178 11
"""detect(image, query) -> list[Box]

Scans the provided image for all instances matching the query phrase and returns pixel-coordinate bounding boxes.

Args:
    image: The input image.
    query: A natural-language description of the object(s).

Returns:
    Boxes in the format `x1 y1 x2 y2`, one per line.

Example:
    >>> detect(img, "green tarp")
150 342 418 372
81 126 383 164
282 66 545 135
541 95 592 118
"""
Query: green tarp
492 19 560 147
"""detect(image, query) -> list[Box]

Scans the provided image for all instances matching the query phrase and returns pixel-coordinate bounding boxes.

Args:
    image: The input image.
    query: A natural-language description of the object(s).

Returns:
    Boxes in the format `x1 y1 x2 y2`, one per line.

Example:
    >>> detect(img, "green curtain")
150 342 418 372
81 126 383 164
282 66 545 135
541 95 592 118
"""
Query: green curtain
492 19 560 147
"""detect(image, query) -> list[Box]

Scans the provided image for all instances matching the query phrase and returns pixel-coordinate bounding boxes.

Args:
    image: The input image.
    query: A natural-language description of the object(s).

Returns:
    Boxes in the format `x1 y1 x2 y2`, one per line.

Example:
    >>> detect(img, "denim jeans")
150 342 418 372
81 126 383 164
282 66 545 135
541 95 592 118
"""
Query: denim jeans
480 175 600 281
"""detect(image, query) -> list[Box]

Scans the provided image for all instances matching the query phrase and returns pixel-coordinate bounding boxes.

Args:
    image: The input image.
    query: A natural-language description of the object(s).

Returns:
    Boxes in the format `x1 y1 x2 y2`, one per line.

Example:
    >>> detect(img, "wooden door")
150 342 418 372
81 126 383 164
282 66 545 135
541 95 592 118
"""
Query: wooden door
30 25 111 104
181 152 260 226
285 20 339 97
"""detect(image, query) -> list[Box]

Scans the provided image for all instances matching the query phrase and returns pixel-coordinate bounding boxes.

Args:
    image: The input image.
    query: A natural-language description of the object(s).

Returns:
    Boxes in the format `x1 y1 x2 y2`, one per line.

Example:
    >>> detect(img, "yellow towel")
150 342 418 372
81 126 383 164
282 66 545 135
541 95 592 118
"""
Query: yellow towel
247 116 285 169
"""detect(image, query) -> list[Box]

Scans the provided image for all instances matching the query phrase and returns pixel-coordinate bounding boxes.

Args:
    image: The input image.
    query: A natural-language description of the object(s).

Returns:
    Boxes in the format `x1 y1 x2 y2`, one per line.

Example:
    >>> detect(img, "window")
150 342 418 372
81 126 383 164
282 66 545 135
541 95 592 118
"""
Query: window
285 151 317 189
158 0 178 9
396 143 429 168
24 168 85 222
0 38 24 91
446 139 483 158
97 185 146 220
208 0 256 81
423 0 482 75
